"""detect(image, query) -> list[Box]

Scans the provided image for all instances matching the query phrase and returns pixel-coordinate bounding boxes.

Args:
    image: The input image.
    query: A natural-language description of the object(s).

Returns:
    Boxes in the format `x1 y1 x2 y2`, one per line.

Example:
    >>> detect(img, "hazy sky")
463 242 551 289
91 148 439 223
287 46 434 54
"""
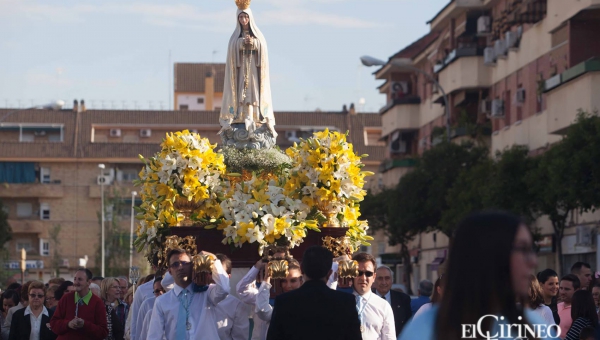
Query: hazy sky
0 0 448 112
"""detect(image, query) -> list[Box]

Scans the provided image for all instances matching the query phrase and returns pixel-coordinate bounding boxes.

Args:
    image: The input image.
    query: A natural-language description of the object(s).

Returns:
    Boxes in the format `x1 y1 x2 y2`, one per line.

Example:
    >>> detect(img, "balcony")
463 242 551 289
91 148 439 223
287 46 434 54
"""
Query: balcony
438 55 492 96
0 183 64 198
378 158 417 173
381 99 421 137
546 0 600 33
546 63 600 134
8 219 46 234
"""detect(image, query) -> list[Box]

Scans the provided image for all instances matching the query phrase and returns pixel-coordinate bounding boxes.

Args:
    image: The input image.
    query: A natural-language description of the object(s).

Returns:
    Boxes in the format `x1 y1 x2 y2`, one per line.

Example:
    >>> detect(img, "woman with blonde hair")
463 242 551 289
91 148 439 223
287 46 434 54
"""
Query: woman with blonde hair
100 278 124 340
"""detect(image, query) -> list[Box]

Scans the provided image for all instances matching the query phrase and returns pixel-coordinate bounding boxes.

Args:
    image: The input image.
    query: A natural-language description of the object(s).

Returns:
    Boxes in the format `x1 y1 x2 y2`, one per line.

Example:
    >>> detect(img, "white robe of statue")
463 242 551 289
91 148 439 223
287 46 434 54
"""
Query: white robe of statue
220 8 276 138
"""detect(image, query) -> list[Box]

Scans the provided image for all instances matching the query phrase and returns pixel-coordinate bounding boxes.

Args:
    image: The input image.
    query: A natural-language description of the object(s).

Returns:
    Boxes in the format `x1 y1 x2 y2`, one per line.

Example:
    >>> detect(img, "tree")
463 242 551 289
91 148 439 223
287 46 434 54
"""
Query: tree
49 224 62 278
0 200 12 248
441 145 539 231
96 188 133 277
527 111 600 274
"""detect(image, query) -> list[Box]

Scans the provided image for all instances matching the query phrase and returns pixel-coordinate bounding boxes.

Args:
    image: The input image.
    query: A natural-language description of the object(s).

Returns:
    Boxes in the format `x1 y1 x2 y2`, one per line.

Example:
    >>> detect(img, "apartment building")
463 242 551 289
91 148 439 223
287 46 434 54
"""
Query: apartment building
174 63 225 111
0 107 384 282
372 0 600 286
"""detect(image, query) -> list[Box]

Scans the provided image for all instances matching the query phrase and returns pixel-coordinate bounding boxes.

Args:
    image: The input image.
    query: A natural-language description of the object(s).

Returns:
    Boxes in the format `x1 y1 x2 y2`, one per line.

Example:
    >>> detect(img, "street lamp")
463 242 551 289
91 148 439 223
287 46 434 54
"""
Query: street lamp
129 191 137 269
360 56 451 142
98 163 106 277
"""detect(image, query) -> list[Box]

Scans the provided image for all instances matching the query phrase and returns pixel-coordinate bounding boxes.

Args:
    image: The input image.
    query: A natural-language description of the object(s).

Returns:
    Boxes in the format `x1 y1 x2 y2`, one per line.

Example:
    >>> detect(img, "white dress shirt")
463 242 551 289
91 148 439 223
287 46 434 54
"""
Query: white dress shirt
136 296 155 340
375 290 392 305
236 266 271 340
23 305 49 340
354 291 396 340
215 295 251 340
129 278 154 340
147 259 229 340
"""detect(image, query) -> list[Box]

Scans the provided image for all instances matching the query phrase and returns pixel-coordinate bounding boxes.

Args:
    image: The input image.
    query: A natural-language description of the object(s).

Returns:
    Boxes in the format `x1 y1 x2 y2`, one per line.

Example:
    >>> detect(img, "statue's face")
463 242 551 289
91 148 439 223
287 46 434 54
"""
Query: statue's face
239 12 250 28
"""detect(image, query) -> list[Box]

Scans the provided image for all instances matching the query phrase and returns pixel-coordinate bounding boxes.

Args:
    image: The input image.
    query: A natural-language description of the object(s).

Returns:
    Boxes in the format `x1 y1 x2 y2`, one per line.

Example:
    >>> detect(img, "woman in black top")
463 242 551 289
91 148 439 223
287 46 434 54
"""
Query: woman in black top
537 268 560 325
564 290 598 340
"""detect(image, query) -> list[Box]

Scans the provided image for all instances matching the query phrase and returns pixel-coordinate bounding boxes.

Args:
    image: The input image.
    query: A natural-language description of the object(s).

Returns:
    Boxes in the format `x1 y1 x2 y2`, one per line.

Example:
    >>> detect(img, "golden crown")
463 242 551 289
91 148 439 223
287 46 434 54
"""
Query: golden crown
235 0 251 10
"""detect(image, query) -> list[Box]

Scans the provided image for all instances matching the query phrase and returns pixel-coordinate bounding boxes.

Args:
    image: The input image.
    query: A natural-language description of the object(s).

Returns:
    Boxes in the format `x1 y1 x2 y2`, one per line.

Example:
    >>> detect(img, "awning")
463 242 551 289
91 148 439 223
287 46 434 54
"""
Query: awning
430 256 446 271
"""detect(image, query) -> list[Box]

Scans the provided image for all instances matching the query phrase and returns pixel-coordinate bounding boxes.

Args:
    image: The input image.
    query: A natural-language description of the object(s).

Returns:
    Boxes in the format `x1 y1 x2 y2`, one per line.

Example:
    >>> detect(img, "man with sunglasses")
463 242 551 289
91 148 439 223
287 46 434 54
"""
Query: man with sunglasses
147 248 229 340
351 253 395 340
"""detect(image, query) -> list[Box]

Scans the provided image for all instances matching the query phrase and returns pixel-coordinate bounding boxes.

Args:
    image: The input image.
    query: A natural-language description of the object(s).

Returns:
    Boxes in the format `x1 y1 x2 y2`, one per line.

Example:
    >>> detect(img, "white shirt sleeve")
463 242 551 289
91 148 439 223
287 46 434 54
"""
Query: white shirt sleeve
539 305 556 326
236 266 260 305
326 262 339 290
135 298 153 340
130 280 152 340
382 302 396 340
207 259 230 306
231 301 251 340
139 310 152 340
146 298 165 340
161 271 175 291
254 281 273 322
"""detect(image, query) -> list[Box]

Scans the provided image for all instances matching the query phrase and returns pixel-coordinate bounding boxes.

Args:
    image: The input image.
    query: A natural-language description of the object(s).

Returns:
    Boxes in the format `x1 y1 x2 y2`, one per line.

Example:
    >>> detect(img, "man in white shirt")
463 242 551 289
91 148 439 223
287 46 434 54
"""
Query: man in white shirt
129 254 158 340
214 254 251 340
136 276 167 340
352 253 395 340
147 248 229 340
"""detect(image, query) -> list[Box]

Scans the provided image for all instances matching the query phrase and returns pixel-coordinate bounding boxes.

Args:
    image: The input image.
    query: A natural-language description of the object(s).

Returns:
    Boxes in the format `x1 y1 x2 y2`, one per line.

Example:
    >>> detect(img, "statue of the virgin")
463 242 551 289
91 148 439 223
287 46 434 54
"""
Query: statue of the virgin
220 0 276 141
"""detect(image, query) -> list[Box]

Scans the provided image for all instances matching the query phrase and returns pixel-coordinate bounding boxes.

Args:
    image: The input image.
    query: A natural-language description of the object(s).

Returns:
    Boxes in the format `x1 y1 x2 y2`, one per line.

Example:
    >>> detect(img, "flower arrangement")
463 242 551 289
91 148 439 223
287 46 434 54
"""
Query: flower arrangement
218 173 319 254
284 129 374 251
133 130 226 259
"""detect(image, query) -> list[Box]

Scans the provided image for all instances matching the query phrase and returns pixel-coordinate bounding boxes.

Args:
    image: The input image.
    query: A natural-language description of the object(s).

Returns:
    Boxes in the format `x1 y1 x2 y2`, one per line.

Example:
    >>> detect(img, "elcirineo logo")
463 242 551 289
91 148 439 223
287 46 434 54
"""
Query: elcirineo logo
461 315 560 340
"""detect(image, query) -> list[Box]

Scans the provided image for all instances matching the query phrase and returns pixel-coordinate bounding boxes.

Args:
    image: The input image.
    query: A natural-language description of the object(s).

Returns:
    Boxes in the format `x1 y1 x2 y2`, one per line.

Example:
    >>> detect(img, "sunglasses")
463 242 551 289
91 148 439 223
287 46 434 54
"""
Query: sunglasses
357 271 374 278
170 261 191 269
29 294 45 299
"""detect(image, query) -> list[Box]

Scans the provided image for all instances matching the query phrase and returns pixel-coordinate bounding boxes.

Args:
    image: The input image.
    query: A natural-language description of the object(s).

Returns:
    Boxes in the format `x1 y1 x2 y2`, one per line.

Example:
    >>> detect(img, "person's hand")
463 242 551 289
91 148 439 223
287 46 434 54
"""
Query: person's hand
264 267 272 285
254 259 266 270
75 318 84 329
200 251 216 260
68 319 78 329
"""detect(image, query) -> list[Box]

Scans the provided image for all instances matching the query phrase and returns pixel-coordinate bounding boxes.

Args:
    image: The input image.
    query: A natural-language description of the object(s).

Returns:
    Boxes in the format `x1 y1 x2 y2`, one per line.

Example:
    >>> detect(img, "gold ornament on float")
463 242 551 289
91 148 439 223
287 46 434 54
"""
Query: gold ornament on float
192 254 215 286
235 0 251 10
267 260 289 280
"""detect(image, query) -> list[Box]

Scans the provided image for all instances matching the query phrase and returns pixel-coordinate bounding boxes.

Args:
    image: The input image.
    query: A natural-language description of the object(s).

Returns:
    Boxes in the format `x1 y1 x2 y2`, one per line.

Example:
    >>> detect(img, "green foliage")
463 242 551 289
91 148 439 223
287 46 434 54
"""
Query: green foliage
221 146 291 175
49 224 62 278
360 189 394 231
0 200 11 247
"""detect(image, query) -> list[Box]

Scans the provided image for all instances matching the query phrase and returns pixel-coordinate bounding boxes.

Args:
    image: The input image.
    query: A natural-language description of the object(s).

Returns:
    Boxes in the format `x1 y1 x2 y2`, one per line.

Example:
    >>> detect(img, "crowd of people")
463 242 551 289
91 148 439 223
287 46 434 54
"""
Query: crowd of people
1 211 600 339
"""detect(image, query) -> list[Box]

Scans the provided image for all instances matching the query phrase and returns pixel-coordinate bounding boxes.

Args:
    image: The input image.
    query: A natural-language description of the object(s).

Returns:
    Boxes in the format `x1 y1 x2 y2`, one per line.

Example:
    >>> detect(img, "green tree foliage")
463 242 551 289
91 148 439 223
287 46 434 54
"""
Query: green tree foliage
0 200 12 247
96 188 133 277
49 224 62 278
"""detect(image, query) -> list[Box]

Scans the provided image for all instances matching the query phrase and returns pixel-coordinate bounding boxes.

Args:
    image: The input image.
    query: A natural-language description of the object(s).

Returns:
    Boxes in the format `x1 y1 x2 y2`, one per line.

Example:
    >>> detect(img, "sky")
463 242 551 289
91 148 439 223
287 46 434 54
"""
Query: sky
0 0 449 113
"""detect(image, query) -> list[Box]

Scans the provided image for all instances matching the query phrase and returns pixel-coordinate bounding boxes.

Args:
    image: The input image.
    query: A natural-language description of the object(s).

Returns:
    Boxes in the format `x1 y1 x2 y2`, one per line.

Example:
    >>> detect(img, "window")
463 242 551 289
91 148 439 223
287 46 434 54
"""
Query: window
20 133 34 142
363 128 385 146
16 239 32 252
16 202 33 217
40 239 50 256
40 167 51 184
118 169 139 182
179 105 189 111
40 203 50 220
378 242 386 255
197 98 204 104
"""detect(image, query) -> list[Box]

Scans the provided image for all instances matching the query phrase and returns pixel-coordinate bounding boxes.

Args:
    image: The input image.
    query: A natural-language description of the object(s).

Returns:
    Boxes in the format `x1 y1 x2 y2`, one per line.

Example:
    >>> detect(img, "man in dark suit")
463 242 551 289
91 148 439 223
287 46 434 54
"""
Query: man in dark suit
267 246 362 340
372 265 412 336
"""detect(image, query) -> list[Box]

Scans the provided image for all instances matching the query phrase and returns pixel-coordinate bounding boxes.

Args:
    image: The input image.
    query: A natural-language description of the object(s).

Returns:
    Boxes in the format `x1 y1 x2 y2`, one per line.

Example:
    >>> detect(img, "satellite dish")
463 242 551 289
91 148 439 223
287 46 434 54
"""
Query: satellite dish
40 100 65 110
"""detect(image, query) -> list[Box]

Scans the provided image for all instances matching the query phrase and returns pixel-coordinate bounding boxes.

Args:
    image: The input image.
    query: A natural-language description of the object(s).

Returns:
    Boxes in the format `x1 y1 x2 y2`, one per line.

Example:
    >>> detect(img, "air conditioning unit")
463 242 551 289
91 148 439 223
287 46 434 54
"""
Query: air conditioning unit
484 47 496 66
140 129 152 138
477 16 491 35
480 99 492 114
109 129 121 137
490 99 505 118
285 131 300 143
515 88 526 104
506 31 519 51
97 175 112 185
494 39 507 59
389 131 406 154
576 225 594 246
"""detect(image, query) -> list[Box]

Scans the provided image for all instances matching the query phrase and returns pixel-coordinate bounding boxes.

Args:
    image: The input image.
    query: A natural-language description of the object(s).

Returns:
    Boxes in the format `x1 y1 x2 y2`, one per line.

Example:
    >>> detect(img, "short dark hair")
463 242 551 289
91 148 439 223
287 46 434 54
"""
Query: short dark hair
419 280 434 297
537 268 558 284
1 289 20 306
561 274 581 290
154 276 163 284
571 262 591 274
6 283 21 291
301 246 333 280
216 253 232 275
76 268 93 281
91 276 104 281
352 252 377 269
48 277 65 285
21 281 32 302
55 281 73 300
166 248 189 265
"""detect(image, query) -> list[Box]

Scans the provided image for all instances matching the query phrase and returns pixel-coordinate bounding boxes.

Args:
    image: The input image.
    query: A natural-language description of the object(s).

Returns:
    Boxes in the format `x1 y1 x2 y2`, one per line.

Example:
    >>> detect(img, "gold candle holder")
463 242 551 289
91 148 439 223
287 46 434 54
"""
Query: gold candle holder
338 260 358 288
192 254 214 286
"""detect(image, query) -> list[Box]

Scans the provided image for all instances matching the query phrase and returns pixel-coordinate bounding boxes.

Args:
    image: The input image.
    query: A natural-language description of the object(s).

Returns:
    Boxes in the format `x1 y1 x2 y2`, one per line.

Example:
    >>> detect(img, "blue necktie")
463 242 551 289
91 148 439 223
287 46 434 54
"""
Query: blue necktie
192 283 209 293
176 288 190 339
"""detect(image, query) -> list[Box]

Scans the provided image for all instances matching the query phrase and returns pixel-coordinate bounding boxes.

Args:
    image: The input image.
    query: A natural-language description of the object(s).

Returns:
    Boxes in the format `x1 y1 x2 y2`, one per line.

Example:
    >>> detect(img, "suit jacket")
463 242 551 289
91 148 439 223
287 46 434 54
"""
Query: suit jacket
372 288 412 336
8 307 57 340
266 279 362 340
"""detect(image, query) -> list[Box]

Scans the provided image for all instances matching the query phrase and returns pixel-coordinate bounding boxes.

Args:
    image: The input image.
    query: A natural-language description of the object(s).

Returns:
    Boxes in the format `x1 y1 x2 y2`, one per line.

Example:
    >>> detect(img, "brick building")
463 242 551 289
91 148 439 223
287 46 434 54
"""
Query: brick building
371 0 600 287
0 108 384 282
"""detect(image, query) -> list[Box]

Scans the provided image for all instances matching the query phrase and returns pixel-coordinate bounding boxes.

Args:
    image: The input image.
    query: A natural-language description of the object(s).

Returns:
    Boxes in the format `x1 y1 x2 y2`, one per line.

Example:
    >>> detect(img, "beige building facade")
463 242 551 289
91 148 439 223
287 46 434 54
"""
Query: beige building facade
372 0 600 288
